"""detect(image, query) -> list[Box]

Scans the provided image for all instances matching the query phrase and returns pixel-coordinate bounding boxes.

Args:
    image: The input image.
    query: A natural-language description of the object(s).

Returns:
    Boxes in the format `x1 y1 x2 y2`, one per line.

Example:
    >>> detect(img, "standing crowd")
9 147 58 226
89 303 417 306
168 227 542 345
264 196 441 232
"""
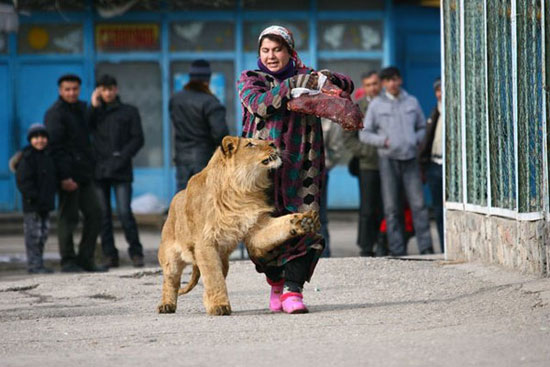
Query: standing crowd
11 24 444 315
13 73 146 273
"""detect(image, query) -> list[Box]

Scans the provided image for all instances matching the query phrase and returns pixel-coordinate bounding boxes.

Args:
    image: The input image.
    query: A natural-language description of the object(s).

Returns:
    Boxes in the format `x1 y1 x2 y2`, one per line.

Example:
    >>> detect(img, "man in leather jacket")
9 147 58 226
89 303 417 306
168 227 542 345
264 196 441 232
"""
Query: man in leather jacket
44 74 106 272
89 74 145 268
169 59 229 192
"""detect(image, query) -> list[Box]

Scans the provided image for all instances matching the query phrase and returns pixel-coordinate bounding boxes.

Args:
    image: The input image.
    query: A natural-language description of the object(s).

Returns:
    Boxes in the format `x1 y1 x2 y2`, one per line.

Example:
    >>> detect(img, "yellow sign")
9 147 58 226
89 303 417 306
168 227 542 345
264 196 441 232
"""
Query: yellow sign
28 26 49 50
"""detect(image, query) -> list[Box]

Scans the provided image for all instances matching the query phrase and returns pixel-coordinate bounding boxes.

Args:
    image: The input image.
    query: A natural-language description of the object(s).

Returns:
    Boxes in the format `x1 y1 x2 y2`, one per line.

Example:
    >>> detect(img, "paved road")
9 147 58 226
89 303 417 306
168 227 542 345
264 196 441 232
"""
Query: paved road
1 256 549 366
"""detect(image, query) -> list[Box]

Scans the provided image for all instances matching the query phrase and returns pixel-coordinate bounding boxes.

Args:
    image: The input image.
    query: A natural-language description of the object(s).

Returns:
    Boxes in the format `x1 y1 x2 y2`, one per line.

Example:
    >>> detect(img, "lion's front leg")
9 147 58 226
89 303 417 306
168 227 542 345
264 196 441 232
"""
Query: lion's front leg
245 211 321 259
195 244 232 316
158 247 186 314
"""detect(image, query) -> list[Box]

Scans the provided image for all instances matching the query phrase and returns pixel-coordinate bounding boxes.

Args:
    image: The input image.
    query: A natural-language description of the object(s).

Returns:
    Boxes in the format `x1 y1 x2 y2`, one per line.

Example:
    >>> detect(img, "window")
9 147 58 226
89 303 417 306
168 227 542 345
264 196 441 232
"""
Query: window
170 21 234 51
18 24 83 54
443 0 462 203
318 21 384 51
487 0 515 210
464 0 487 205
95 62 163 167
516 0 544 212
318 59 382 93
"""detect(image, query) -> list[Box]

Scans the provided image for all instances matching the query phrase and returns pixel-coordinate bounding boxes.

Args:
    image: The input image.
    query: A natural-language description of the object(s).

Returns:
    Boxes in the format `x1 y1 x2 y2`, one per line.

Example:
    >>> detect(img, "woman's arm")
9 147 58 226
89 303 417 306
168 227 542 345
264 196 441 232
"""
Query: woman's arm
237 71 322 118
237 71 292 119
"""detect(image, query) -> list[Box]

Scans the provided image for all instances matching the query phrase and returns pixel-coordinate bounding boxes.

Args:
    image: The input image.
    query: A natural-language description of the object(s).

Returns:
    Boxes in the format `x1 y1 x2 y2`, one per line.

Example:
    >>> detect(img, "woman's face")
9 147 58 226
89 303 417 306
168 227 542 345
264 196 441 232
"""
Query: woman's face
259 38 291 73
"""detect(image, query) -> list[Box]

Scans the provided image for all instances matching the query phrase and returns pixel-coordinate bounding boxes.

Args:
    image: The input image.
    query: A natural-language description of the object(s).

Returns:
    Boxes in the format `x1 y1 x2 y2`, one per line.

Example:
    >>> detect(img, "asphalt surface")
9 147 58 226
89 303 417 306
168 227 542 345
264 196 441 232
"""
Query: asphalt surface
1 213 549 366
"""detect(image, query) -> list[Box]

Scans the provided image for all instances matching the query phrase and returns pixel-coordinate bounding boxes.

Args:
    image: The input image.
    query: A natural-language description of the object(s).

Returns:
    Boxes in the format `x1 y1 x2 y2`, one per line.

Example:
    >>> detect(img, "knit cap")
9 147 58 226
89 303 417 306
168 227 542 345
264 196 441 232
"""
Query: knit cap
189 59 211 82
27 123 49 142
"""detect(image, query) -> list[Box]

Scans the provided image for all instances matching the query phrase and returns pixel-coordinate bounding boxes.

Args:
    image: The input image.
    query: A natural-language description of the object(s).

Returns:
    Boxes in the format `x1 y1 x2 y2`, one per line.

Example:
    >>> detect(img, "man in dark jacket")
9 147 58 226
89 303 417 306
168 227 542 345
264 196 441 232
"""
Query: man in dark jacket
343 70 384 257
89 74 145 268
44 74 106 273
169 59 229 191
15 124 57 274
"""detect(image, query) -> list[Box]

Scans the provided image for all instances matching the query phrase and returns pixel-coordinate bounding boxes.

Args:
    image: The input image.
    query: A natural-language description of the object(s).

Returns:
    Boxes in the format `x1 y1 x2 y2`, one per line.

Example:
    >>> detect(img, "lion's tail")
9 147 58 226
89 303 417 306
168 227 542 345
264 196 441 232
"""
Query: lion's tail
178 265 200 295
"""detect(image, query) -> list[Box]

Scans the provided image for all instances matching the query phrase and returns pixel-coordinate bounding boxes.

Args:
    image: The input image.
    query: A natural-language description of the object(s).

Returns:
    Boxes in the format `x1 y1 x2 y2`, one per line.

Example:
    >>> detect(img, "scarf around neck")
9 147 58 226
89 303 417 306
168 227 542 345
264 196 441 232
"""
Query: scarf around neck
257 58 296 82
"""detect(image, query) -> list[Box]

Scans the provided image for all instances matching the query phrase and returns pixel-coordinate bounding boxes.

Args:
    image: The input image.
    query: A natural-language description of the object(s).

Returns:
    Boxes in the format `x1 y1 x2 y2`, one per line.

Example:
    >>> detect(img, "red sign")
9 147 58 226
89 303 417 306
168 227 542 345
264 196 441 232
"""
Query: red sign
96 24 159 51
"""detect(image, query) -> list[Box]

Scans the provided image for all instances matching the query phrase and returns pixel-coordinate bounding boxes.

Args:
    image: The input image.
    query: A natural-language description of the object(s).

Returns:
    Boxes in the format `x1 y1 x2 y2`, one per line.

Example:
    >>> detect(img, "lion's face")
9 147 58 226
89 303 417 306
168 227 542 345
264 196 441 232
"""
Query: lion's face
221 136 281 171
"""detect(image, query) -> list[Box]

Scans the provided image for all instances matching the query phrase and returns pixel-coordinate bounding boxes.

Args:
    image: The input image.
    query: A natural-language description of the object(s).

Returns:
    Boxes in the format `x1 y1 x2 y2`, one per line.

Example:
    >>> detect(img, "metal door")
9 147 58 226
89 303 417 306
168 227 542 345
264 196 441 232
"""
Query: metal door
0 63 15 210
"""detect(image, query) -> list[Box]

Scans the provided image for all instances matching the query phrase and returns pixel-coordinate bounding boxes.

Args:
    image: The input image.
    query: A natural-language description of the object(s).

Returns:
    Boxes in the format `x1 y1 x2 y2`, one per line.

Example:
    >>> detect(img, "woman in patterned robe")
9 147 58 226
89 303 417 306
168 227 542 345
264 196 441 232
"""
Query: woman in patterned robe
237 25 354 314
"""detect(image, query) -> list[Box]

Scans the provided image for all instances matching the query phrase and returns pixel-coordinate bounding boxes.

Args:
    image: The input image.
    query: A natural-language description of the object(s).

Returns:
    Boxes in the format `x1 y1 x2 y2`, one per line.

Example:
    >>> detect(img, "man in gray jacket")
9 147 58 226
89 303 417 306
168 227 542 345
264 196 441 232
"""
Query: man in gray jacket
170 59 229 192
360 66 434 256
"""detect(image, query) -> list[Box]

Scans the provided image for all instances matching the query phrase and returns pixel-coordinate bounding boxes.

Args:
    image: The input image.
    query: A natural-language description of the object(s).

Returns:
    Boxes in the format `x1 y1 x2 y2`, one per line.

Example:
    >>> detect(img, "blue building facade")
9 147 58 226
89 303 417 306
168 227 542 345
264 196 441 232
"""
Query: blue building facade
0 0 440 212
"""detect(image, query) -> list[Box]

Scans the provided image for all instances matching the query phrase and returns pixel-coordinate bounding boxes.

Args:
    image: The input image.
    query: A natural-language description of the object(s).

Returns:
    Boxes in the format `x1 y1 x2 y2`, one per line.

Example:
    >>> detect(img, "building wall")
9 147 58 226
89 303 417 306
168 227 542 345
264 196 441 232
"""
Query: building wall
442 0 549 276
0 0 440 212
446 210 549 276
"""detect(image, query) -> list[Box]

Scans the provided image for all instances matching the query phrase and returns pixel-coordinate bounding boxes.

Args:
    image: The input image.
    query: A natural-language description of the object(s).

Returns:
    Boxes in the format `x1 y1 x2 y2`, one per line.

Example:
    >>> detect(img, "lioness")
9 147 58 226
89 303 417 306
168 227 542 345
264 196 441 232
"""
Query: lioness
157 136 320 316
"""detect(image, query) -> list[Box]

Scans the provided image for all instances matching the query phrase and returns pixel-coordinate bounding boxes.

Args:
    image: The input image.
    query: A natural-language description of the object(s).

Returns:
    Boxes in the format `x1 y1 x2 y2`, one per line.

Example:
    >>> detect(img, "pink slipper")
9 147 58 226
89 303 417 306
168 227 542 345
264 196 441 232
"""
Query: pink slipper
280 292 309 314
267 278 284 312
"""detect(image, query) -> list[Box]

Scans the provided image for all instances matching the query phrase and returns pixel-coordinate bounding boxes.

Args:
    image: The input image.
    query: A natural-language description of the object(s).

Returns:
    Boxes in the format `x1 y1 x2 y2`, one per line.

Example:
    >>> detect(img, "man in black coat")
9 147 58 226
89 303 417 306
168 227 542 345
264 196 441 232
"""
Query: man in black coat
44 74 106 272
169 59 229 191
89 74 145 268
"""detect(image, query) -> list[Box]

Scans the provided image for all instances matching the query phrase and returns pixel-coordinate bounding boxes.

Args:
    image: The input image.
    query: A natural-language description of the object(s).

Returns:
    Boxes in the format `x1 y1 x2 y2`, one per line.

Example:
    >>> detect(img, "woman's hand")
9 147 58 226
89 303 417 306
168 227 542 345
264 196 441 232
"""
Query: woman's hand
318 70 350 98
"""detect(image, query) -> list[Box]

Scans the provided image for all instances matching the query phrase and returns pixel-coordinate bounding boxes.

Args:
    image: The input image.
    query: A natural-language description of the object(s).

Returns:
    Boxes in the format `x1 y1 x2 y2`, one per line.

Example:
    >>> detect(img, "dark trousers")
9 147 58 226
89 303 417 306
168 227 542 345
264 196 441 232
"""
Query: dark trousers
95 180 143 259
23 212 49 271
176 161 209 192
357 169 383 256
264 249 317 292
427 162 444 252
57 182 102 268
319 172 331 257
378 157 433 256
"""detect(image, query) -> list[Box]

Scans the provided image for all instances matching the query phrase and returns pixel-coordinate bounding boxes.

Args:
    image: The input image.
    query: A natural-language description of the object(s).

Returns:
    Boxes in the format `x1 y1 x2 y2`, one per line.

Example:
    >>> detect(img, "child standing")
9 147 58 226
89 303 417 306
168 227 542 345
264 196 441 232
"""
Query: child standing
15 124 57 274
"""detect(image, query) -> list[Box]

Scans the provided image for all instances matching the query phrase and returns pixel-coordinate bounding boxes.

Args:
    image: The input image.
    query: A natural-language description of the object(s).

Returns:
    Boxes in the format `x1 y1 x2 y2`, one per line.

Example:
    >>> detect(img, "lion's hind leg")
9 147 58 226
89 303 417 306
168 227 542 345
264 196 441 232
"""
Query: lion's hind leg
158 246 186 314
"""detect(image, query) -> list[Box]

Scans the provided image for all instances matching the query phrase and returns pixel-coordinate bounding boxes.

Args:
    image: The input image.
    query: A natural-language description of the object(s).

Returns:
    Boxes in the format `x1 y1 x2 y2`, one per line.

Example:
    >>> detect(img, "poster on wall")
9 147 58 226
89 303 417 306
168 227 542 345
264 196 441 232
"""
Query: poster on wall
173 73 226 105
95 23 159 51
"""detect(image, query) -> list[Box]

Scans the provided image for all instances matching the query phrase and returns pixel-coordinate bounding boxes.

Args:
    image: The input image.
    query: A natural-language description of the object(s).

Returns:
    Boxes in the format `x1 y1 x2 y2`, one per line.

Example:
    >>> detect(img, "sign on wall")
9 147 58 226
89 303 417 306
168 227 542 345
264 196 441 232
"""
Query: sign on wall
95 23 160 51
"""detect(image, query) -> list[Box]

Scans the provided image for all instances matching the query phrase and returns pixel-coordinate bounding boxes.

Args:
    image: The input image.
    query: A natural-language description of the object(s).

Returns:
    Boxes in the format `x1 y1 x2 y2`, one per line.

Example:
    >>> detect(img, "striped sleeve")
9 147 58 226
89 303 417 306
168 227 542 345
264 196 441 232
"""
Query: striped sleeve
237 70 292 118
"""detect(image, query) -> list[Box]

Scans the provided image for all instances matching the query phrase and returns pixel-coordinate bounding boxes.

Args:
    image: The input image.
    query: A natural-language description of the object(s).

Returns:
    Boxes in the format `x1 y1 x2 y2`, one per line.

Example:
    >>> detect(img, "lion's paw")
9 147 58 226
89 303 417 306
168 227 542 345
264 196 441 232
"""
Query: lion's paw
158 303 177 314
207 304 232 316
289 211 321 236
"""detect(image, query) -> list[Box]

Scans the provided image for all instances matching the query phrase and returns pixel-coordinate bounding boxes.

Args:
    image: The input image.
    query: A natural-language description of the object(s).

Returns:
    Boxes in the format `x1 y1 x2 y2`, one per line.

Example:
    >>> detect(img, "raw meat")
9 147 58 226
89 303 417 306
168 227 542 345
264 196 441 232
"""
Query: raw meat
287 82 363 131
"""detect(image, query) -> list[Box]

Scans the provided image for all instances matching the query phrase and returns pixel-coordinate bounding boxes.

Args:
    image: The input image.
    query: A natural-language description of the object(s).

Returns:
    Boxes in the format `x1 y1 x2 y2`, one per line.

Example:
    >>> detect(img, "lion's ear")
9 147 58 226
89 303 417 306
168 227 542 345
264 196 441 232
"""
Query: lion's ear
221 136 239 157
